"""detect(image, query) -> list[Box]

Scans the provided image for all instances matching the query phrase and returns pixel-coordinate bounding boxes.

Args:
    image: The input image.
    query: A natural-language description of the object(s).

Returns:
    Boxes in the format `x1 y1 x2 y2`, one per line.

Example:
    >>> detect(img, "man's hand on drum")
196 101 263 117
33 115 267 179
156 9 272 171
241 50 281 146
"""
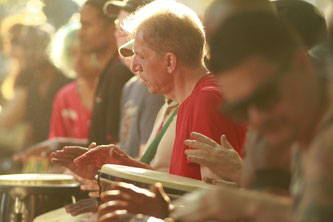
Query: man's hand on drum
98 182 170 221
170 186 255 222
74 144 152 170
65 197 98 216
171 185 292 222
50 143 99 179
74 144 128 168
185 132 243 184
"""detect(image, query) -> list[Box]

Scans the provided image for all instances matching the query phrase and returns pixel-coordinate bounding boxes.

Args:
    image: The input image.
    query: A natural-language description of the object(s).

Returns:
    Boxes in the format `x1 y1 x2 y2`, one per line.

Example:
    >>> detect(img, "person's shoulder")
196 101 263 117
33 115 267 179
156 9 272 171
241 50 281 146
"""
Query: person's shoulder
57 81 77 95
124 76 139 89
54 81 77 101
197 74 222 95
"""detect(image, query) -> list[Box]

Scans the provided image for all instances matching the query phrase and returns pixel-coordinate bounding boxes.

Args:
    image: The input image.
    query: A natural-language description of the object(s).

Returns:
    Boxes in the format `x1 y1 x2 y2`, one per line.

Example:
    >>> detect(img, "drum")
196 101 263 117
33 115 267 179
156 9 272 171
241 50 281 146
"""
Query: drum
98 164 215 198
33 207 89 222
0 174 84 222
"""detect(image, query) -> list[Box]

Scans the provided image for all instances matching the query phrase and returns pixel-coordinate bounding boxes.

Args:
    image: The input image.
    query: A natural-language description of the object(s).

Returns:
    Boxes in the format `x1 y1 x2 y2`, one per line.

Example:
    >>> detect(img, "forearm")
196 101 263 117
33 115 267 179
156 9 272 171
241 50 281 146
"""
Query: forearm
245 189 292 222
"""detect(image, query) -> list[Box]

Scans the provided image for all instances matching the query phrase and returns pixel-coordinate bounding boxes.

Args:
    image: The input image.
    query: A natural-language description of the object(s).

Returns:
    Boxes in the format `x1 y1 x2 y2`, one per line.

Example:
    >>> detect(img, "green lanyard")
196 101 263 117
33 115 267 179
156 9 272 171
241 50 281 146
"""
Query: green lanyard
140 108 178 165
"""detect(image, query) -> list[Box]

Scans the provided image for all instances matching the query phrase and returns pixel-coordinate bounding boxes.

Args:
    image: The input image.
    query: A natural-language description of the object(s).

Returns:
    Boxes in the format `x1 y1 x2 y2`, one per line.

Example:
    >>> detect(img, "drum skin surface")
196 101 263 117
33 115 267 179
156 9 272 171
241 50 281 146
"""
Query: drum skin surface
99 164 215 197
0 174 85 222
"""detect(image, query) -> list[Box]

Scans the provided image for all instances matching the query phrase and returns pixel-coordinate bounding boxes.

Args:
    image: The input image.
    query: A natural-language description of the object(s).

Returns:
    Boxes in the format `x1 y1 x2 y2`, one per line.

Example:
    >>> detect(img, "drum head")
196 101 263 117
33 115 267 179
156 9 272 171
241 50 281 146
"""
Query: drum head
0 174 78 186
99 164 215 196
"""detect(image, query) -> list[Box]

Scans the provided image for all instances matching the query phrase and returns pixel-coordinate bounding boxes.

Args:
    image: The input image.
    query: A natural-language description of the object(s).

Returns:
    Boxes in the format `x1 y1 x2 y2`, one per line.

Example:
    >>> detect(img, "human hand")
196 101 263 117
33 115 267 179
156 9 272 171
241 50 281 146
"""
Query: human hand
74 176 100 198
185 132 243 184
98 182 170 221
65 197 98 216
171 186 251 222
74 144 150 170
74 144 128 168
50 143 99 179
13 138 63 162
203 176 238 187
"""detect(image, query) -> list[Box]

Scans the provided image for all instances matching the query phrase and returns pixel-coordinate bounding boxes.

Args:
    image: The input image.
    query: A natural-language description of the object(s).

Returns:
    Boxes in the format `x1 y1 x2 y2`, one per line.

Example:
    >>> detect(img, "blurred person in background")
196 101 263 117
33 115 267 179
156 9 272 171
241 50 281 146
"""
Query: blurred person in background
48 22 101 140
14 0 133 163
0 18 69 173
42 0 79 30
171 10 333 222
184 0 328 189
0 22 69 146
106 0 164 159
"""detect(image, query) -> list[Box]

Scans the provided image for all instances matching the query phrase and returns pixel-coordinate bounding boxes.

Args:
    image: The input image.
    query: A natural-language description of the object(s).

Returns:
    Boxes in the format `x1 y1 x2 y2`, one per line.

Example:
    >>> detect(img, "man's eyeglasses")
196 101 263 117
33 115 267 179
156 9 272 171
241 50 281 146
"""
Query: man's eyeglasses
220 58 292 123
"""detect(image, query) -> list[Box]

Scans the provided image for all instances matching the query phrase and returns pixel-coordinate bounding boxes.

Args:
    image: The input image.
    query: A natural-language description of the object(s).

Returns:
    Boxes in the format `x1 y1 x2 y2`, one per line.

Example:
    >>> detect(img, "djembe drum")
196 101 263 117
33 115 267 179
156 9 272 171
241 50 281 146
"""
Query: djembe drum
98 164 215 198
0 174 83 222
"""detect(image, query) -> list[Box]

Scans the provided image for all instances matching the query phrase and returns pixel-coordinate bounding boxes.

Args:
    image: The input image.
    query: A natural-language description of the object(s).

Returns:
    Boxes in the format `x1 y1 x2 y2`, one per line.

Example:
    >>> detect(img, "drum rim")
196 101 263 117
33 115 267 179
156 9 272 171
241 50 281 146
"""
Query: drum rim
0 173 79 186
100 164 215 192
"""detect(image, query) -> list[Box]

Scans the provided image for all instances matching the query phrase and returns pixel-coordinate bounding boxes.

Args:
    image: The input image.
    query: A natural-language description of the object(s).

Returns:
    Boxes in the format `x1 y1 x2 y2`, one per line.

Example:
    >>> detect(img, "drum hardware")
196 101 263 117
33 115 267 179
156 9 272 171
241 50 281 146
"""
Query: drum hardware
14 197 23 222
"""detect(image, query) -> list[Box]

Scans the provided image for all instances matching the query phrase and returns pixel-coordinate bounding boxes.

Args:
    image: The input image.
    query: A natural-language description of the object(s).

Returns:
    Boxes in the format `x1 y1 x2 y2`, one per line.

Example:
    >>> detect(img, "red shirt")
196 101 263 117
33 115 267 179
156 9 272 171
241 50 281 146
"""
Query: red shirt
169 74 246 180
49 81 91 139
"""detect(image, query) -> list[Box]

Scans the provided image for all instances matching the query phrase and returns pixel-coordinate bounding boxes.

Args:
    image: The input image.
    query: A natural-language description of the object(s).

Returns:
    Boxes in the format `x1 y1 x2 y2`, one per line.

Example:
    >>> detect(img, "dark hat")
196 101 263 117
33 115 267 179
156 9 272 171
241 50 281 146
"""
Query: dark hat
104 0 152 18
273 0 327 48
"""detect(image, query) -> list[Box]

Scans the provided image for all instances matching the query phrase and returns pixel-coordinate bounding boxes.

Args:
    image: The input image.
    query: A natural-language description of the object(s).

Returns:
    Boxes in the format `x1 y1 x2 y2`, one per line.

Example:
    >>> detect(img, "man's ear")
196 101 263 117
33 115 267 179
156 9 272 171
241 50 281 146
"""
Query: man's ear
164 52 177 73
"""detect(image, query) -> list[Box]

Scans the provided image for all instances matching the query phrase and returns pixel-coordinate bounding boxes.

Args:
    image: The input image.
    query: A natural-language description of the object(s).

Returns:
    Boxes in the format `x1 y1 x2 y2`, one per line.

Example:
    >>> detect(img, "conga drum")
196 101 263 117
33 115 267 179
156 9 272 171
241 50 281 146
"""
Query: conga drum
0 174 84 222
98 164 215 198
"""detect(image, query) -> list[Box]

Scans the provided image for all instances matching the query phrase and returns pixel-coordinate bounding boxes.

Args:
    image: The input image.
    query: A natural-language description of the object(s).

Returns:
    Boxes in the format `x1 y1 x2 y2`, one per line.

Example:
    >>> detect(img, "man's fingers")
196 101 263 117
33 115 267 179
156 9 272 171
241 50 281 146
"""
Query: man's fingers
101 190 126 202
98 210 128 222
75 148 107 164
50 158 73 167
88 142 97 150
220 135 234 150
76 146 111 164
115 182 154 197
109 146 126 156
184 140 215 151
186 155 210 166
152 182 170 203
88 191 99 198
62 147 88 155
98 201 128 215
191 132 218 147
80 183 99 191
185 149 209 157
51 151 79 159
74 156 97 166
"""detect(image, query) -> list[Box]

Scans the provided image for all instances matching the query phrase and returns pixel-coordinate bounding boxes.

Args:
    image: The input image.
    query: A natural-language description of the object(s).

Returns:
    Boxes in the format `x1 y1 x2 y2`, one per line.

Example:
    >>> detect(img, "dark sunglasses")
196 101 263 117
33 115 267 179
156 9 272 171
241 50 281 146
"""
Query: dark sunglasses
220 58 291 123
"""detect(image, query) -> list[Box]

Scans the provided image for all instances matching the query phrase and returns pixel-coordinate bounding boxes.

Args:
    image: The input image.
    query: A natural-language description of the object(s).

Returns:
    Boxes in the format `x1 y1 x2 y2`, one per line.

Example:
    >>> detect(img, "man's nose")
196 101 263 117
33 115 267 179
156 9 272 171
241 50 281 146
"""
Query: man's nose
131 56 142 73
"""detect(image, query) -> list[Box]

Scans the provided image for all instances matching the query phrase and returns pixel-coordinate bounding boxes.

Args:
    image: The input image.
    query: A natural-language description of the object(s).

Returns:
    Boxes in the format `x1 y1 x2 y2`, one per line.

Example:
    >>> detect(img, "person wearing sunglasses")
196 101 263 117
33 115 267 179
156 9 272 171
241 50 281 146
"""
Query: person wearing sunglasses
171 10 333 222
